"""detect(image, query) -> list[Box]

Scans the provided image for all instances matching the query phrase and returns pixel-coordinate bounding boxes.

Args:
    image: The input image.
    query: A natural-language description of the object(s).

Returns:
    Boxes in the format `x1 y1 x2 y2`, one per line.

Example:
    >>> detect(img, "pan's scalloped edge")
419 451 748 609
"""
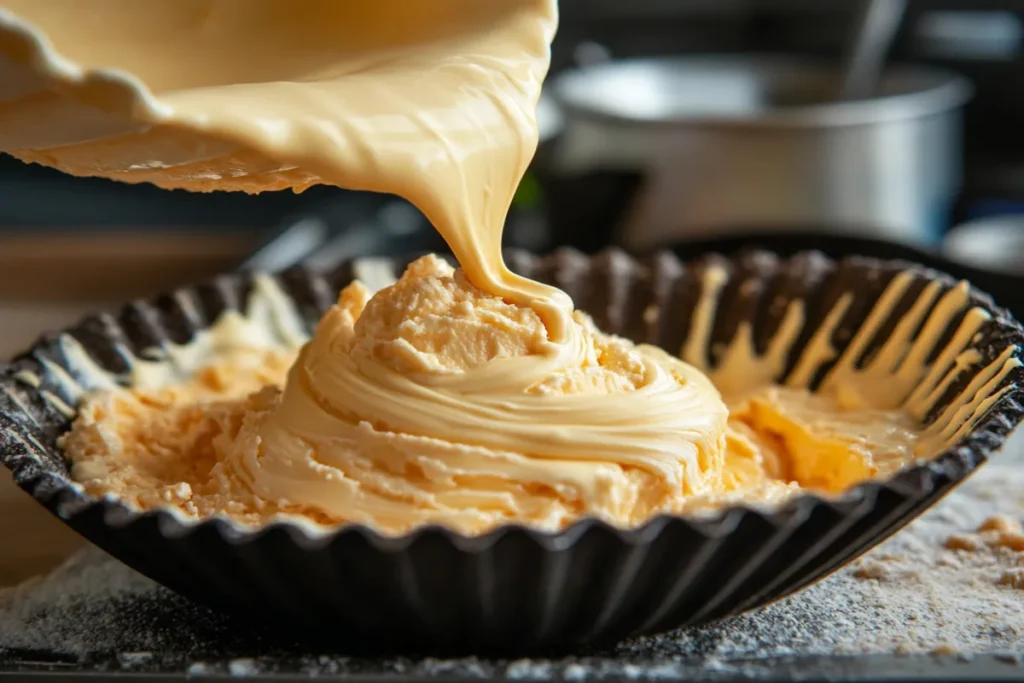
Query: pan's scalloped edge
0 247 1021 653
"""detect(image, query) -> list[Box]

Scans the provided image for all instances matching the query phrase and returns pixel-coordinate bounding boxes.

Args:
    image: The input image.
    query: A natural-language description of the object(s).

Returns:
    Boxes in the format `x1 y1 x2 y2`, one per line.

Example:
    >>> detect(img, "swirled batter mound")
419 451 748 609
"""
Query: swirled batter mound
67 256 731 532
63 255 936 535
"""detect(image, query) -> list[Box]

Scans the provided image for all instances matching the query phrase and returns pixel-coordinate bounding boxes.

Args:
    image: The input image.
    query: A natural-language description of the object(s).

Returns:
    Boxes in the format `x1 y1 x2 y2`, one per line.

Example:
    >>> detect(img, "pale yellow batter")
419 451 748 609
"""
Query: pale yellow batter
60 253 1013 535
2 2 1018 534
67 255 734 533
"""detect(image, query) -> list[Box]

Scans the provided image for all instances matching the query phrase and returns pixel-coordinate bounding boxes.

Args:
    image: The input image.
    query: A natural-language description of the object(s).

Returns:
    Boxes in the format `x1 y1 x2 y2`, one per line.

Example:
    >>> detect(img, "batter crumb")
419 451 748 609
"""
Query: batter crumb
943 511 1024 593
945 515 1024 554
979 515 1023 535
853 561 889 581
945 534 985 551
997 532 1024 552
998 568 1024 590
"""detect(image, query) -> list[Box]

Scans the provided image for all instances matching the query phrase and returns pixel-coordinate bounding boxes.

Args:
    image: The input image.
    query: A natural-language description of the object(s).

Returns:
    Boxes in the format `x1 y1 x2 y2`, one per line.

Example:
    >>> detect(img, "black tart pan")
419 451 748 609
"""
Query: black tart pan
1 247 1022 655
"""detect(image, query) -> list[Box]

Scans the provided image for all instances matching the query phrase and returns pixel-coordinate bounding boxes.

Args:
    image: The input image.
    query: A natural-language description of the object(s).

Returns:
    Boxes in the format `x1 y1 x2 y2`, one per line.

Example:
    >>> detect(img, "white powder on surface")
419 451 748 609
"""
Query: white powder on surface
1 434 1023 676
228 658 259 676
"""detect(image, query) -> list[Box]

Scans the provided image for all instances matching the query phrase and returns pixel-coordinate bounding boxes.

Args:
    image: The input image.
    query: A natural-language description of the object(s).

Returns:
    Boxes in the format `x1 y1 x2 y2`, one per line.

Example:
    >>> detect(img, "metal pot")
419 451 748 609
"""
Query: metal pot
550 55 973 252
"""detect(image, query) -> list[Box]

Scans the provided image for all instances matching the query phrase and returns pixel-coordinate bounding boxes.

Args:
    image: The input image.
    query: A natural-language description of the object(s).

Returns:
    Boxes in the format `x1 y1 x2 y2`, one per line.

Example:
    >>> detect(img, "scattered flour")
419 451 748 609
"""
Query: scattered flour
227 658 259 676
1 435 1023 676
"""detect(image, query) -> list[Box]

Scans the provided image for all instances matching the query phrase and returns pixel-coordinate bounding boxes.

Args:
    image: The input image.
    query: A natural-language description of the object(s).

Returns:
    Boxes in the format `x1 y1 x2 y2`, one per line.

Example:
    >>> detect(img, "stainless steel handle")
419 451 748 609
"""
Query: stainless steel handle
841 0 909 100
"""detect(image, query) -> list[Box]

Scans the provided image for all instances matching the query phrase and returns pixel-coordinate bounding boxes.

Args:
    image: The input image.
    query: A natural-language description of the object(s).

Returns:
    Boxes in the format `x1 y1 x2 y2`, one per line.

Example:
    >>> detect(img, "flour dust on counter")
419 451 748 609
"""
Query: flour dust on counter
1 434 1023 676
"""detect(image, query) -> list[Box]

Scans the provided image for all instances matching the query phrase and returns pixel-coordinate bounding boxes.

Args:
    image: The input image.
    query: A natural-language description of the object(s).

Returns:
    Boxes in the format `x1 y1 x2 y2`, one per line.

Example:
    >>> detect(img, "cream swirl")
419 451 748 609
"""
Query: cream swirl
220 256 728 532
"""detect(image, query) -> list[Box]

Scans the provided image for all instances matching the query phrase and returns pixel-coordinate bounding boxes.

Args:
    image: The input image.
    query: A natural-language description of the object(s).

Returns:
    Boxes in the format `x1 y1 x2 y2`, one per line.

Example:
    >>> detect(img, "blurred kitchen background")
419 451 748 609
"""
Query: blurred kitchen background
4 0 1024 587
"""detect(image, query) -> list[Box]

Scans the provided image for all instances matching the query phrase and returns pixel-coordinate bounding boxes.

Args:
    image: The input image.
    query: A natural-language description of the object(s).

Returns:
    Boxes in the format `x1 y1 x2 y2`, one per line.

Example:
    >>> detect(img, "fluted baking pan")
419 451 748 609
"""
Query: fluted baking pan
1 248 1022 654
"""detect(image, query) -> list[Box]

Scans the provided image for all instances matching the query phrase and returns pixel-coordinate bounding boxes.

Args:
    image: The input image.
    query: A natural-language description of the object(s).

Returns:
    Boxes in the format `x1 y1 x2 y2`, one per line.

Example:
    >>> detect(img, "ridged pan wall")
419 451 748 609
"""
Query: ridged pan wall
1 248 1021 654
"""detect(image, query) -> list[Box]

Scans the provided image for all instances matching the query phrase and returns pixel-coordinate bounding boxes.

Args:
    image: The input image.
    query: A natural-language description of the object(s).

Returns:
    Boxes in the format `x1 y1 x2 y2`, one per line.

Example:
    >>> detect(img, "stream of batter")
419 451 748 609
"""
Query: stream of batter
1 1 1016 534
